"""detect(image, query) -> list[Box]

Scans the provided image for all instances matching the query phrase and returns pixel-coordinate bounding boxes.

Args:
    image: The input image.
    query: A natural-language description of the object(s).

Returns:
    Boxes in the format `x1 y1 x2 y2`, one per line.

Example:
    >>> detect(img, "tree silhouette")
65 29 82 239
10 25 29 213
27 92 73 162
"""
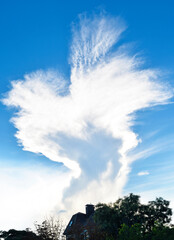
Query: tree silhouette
94 193 172 239
35 217 65 240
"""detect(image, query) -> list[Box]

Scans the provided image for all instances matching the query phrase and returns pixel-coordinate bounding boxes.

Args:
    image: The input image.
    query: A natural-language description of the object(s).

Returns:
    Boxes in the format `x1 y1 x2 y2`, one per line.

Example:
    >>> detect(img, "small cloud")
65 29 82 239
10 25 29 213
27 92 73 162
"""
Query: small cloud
138 171 149 176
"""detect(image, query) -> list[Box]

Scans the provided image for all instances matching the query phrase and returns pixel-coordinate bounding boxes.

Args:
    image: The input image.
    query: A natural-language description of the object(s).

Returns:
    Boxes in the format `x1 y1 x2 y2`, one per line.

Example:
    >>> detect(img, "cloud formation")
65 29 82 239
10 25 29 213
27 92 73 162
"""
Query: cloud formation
138 171 150 176
0 164 71 230
3 14 172 226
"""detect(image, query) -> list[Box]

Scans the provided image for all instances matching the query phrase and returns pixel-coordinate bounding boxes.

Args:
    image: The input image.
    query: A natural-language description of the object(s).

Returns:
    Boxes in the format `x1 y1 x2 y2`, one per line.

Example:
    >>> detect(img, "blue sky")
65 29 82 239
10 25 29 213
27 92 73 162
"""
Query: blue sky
0 0 174 230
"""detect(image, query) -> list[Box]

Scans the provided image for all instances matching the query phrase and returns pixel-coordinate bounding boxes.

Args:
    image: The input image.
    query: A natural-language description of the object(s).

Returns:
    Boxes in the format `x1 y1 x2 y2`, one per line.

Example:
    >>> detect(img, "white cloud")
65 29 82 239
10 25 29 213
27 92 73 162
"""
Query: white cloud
137 171 150 176
0 164 71 230
3 14 173 228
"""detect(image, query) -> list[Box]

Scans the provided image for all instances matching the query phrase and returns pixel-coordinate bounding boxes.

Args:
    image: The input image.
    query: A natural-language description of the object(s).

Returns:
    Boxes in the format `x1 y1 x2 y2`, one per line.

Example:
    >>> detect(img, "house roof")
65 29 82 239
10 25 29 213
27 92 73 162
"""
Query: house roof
64 205 95 236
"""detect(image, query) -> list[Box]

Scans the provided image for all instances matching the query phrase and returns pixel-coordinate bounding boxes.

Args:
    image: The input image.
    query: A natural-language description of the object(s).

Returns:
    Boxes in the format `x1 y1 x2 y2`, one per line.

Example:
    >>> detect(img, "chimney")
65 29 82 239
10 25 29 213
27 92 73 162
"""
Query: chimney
85 204 94 216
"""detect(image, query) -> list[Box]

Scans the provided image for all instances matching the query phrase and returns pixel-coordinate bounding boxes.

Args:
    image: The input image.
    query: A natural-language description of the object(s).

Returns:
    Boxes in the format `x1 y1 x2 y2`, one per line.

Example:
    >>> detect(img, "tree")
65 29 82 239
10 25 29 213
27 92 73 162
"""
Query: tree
149 225 174 240
118 224 174 240
118 223 143 240
94 193 173 239
148 197 172 227
94 194 142 239
0 229 39 240
35 217 65 240
94 203 120 239
115 193 142 227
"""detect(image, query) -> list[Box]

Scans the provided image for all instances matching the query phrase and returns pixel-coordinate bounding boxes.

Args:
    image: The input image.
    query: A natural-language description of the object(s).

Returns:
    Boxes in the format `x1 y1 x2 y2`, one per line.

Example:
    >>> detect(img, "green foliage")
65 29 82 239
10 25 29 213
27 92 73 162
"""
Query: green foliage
115 193 142 227
94 193 172 239
94 203 120 238
118 224 174 240
118 223 143 240
147 225 174 240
